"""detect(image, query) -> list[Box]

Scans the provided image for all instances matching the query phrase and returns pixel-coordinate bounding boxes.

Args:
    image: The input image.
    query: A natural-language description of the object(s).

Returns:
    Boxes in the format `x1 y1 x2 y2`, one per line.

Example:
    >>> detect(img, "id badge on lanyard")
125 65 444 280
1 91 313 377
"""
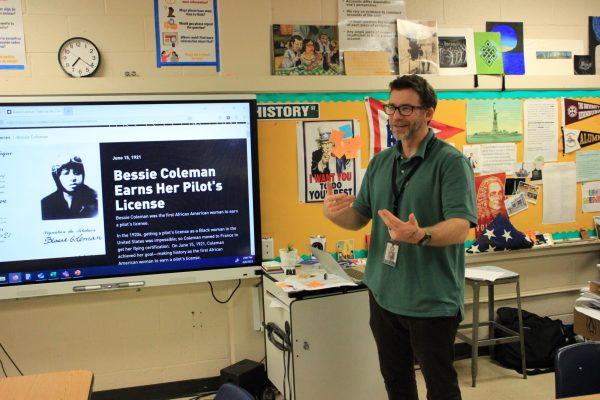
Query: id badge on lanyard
383 241 399 267
382 136 437 268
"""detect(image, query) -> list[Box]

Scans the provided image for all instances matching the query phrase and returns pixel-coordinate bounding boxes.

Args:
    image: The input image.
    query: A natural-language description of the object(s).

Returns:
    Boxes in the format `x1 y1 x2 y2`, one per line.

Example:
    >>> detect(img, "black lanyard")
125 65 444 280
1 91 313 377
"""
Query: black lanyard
391 136 437 216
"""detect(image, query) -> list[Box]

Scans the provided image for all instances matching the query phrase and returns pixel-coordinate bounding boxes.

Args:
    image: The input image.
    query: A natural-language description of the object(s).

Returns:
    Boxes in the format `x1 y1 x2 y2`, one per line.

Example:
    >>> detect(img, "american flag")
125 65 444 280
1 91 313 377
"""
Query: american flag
364 96 463 157
466 214 533 253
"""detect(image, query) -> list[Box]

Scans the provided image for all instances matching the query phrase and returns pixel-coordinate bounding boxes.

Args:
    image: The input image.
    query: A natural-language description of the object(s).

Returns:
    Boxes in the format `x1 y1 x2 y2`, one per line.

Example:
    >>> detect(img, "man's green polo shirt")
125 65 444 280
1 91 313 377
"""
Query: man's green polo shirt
353 129 477 319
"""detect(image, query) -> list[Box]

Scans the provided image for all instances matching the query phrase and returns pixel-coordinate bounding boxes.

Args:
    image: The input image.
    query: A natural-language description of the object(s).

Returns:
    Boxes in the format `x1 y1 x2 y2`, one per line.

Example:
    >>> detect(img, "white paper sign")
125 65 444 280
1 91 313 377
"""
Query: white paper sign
524 39 583 75
524 99 559 162
542 162 576 224
338 0 405 74
479 143 517 175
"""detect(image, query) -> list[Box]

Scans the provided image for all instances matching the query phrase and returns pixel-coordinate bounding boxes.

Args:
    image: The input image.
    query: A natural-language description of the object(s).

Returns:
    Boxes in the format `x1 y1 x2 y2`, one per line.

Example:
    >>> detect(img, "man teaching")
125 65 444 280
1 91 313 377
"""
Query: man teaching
323 75 476 400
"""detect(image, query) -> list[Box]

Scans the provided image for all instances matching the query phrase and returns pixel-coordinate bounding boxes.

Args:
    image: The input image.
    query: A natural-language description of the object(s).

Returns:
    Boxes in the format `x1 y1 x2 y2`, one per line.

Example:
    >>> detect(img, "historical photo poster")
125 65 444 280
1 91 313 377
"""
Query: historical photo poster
397 20 439 74
272 24 341 75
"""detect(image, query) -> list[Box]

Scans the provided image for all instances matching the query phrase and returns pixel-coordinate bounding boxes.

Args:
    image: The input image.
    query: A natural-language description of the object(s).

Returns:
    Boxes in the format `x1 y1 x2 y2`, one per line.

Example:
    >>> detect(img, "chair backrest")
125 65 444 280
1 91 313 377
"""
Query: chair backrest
214 382 255 400
555 341 600 399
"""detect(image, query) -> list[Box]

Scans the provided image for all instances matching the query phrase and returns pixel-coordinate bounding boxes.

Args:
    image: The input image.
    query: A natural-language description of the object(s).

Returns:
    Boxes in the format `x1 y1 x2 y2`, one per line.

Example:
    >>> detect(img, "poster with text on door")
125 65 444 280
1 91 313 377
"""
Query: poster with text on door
154 0 220 70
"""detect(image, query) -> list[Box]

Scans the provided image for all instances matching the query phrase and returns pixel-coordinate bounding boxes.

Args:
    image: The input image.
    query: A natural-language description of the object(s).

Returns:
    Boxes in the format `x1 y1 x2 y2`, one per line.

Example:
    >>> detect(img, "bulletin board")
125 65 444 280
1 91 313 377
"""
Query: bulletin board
257 90 600 255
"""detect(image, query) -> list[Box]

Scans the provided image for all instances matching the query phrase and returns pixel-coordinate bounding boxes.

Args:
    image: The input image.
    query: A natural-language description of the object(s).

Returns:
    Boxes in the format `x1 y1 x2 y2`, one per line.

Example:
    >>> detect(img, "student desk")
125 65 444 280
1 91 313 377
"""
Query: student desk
0 369 94 400
262 271 386 400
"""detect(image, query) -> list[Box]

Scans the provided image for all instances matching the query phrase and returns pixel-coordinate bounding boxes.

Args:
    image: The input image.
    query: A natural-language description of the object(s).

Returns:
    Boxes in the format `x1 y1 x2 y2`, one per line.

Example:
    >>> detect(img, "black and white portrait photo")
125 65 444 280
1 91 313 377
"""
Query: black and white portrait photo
41 155 99 220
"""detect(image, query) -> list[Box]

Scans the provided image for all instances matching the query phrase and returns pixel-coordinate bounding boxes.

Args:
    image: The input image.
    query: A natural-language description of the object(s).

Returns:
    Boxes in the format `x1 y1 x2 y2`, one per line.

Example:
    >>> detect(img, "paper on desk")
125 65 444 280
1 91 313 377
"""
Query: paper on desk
465 268 506 281
580 289 600 301
575 296 600 310
275 273 356 293
575 305 600 320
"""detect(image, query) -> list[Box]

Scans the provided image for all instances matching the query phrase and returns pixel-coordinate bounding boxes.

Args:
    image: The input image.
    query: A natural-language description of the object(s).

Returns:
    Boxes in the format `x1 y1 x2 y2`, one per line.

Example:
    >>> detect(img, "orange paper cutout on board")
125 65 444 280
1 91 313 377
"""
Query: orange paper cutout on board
330 129 362 159
344 136 362 158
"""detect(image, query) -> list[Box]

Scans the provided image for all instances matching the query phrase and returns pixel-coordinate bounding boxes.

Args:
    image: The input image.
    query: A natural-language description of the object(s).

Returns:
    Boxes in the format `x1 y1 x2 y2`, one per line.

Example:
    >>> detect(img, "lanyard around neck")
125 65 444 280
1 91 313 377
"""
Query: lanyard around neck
391 136 437 216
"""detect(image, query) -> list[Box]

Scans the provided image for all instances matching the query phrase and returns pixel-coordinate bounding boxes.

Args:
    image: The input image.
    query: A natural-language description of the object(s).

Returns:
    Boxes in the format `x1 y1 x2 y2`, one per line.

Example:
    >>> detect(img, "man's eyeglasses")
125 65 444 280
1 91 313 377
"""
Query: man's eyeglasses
383 104 424 116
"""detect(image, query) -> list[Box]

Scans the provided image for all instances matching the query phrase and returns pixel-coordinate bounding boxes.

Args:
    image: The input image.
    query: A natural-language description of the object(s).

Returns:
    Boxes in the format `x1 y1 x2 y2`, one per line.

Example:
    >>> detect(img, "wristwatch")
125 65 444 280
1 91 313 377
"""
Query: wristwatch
418 229 432 246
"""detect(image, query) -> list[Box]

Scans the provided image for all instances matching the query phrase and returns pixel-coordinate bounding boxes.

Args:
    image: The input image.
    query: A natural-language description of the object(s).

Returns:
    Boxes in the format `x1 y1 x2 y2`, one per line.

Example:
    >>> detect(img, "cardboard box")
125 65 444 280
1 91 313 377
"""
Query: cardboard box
590 280 600 295
573 306 600 340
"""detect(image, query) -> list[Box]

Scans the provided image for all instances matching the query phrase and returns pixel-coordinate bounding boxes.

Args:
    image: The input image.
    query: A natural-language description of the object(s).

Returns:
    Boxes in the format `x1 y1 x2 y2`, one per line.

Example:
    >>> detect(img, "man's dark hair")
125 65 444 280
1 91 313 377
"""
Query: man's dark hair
389 74 438 110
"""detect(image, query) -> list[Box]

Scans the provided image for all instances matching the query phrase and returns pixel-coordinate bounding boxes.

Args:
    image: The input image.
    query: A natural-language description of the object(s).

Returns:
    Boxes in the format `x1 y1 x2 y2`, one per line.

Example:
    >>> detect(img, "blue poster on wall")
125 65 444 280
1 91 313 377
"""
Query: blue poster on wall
486 21 525 75
154 0 221 71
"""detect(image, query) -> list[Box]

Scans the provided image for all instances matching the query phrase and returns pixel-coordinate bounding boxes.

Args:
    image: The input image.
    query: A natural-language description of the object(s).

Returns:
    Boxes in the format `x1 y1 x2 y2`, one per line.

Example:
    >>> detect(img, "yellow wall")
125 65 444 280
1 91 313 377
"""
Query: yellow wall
259 100 372 253
258 94 600 253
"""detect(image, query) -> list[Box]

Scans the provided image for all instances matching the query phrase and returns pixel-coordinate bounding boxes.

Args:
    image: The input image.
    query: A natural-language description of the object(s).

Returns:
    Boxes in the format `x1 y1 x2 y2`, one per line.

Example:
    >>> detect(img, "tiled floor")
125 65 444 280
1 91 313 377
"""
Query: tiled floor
173 356 556 399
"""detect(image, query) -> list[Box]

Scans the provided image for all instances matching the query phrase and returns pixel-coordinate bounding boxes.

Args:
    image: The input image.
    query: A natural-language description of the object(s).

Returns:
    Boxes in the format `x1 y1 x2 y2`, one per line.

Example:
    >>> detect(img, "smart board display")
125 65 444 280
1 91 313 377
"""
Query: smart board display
0 95 261 299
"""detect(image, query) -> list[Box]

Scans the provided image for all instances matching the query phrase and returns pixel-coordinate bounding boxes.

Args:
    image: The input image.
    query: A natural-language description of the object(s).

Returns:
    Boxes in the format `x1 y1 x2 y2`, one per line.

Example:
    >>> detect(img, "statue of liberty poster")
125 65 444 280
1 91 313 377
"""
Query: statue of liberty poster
466 99 523 143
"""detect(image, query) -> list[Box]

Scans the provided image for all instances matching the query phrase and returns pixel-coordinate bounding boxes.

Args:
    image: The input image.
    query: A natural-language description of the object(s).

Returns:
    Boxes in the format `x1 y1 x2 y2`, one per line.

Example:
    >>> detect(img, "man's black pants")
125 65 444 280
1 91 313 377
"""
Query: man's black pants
369 291 462 400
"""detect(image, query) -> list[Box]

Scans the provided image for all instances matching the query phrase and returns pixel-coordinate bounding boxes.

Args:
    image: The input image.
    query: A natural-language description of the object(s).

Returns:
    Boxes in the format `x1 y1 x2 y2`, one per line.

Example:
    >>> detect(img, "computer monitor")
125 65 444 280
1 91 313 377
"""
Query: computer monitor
0 94 261 299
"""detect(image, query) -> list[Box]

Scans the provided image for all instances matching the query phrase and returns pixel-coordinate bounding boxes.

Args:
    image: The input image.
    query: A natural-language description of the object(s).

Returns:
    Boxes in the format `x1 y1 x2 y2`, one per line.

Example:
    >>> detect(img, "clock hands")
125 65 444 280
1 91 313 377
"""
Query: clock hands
71 55 93 69
78 58 93 67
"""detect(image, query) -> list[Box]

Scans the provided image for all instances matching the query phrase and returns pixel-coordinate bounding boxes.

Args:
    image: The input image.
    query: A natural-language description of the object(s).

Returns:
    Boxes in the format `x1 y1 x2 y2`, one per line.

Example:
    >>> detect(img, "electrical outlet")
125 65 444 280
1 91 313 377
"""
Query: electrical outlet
261 236 274 260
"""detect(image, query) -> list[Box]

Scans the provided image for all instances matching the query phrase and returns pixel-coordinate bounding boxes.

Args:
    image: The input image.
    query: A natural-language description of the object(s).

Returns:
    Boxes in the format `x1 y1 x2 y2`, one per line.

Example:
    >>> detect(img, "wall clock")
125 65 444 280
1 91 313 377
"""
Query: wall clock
58 37 101 77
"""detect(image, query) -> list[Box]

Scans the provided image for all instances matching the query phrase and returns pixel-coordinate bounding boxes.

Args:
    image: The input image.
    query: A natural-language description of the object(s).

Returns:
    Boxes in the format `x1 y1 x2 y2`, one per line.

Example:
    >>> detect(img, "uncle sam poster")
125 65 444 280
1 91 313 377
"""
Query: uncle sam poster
296 120 361 203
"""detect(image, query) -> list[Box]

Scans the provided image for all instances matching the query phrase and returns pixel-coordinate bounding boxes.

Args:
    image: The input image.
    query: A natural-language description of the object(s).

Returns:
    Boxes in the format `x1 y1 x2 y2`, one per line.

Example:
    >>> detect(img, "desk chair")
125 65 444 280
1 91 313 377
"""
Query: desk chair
555 341 600 399
456 266 526 387
214 382 255 400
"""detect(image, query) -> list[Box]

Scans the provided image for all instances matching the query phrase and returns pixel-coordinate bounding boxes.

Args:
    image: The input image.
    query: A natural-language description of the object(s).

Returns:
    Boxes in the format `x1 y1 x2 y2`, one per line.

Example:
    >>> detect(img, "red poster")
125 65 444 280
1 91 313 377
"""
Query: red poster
475 172 508 237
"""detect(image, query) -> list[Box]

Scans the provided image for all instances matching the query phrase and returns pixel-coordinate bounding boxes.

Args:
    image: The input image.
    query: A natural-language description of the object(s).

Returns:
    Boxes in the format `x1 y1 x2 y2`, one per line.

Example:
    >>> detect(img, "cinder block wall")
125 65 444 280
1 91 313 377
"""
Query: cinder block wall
2 0 599 95
0 0 599 391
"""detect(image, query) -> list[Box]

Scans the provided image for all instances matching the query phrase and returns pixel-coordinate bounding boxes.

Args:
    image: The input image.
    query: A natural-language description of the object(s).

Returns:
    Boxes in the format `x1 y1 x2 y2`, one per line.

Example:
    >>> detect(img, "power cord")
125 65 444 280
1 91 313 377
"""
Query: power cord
265 321 293 400
271 322 292 400
189 391 217 399
282 346 287 400
208 279 242 304
0 356 6 377
0 341 23 377
285 322 292 400
286 346 292 400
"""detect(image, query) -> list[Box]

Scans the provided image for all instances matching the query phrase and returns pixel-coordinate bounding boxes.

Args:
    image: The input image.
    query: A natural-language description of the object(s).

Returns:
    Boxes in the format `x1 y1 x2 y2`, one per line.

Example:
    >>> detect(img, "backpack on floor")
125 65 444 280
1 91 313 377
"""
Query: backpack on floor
493 307 576 374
